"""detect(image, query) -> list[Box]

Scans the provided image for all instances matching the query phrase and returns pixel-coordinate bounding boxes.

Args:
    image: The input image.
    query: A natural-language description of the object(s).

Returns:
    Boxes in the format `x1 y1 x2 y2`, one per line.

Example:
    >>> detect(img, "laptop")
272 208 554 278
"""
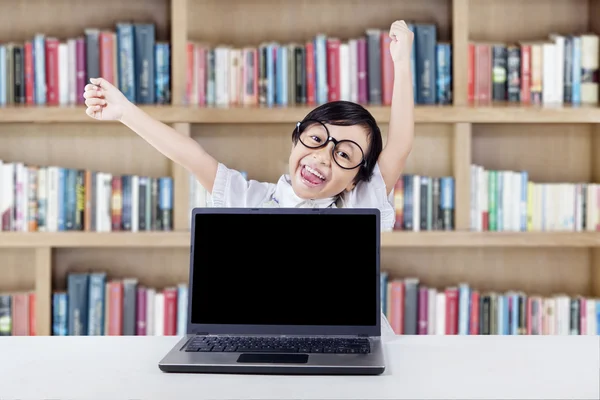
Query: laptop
158 207 386 375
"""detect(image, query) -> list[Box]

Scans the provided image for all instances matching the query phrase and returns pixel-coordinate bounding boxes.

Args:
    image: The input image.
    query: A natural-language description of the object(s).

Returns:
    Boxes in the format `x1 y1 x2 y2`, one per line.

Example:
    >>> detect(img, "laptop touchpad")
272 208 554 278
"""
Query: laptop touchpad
237 354 309 364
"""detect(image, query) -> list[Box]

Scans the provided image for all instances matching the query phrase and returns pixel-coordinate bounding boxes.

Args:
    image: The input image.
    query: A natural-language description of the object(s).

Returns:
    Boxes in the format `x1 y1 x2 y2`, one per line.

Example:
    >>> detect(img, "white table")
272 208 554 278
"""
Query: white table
0 335 598 400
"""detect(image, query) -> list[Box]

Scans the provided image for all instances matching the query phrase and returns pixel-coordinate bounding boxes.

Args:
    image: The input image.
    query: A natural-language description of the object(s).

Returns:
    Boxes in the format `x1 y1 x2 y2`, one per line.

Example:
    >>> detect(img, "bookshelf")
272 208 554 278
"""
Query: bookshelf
0 0 599 336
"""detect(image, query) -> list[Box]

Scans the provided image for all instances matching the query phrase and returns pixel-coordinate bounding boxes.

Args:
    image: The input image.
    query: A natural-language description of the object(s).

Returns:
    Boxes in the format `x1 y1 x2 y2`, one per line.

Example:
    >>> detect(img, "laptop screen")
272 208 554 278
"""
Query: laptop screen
189 210 378 329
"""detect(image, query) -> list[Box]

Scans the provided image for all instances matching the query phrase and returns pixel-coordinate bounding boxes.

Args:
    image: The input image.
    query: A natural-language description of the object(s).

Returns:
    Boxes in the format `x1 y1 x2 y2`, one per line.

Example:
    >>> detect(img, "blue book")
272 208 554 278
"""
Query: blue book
87 272 106 336
571 36 581 104
314 34 327 104
266 44 275 106
435 43 452 104
407 24 416 103
33 34 46 105
52 292 68 336
414 23 437 104
520 171 528 231
0 45 5 105
155 42 170 104
159 177 173 230
117 23 136 103
276 45 288 105
177 284 188 336
67 273 89 336
458 283 470 335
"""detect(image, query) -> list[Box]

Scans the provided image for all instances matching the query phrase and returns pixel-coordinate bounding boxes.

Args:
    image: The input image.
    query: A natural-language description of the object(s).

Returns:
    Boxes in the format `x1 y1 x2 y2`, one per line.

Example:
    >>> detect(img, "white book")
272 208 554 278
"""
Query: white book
37 167 47 232
46 167 58 232
349 39 358 103
339 43 350 101
542 43 558 104
548 34 565 103
427 288 437 335
154 292 164 336
146 288 155 336
435 293 446 335
67 39 77 104
58 42 69 105
412 175 420 231
131 175 139 232
580 34 599 104
586 299 597 335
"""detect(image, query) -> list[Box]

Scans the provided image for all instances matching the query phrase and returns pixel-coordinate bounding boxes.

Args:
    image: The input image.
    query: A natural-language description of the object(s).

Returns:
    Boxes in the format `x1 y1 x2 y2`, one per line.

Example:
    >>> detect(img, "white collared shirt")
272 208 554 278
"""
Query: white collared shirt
208 161 397 337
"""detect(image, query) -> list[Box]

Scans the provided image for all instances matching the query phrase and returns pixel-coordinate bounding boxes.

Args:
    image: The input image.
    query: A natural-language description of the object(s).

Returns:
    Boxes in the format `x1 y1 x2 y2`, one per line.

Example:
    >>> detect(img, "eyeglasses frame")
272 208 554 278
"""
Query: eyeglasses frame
295 119 367 170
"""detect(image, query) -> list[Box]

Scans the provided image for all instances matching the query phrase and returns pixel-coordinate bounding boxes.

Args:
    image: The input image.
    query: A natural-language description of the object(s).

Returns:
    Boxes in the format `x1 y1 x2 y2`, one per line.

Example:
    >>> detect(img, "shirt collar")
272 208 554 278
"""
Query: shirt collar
273 174 337 208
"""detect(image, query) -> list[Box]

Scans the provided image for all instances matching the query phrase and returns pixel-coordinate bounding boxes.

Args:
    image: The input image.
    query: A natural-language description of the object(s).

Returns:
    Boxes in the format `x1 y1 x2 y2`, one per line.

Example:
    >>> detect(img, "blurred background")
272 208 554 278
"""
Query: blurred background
0 0 599 337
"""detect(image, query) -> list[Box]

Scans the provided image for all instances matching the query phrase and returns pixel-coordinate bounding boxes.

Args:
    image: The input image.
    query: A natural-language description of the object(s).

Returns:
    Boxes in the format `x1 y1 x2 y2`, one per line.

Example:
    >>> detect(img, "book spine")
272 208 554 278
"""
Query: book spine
366 29 381 104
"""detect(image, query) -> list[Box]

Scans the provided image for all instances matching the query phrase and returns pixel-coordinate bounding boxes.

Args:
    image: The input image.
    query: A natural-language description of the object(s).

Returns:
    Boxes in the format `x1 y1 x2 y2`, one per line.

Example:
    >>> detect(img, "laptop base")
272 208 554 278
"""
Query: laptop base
158 335 386 376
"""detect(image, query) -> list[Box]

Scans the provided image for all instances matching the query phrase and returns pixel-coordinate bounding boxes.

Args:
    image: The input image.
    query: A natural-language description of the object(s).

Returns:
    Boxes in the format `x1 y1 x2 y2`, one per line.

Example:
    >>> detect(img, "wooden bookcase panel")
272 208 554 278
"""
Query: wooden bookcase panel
191 123 455 184
0 0 171 42
468 0 590 42
0 249 36 292
0 123 171 179
381 247 592 297
187 0 452 46
52 248 190 291
471 123 593 183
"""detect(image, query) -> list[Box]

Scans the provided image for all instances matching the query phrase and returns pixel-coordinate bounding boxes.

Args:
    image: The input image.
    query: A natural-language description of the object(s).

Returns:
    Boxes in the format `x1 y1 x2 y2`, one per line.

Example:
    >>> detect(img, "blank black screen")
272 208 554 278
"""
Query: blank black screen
190 212 377 327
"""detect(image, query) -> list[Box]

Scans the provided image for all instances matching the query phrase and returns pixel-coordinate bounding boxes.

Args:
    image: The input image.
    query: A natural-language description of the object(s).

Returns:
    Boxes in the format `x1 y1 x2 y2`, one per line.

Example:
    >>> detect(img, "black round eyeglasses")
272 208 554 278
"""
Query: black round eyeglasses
295 119 366 170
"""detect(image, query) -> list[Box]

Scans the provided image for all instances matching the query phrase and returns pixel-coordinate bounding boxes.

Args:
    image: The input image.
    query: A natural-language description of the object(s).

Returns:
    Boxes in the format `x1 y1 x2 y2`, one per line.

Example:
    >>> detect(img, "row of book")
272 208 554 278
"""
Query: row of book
0 22 170 107
0 292 36 336
0 160 173 232
382 273 600 335
392 174 455 231
186 22 451 107
53 272 188 336
189 170 456 232
470 164 600 232
468 33 599 105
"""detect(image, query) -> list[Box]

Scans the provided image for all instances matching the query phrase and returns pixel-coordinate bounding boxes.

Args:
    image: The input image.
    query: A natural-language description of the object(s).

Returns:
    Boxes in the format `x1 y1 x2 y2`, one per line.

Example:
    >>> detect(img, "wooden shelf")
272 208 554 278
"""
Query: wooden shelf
2 104 600 124
2 231 600 248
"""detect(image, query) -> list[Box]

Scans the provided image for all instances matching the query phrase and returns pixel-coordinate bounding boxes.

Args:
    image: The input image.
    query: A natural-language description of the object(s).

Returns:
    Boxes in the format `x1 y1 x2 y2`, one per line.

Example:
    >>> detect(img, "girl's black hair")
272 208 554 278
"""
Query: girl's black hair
292 100 383 186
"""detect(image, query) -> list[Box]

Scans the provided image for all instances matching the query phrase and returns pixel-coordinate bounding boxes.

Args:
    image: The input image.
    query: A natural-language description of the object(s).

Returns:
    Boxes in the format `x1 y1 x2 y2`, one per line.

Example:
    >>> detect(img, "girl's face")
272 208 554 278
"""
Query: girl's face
288 122 369 200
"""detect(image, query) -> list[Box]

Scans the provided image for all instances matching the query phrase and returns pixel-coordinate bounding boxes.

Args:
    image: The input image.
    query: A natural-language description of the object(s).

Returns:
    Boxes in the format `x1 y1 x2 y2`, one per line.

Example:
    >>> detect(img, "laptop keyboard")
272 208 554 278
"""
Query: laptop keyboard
184 336 371 354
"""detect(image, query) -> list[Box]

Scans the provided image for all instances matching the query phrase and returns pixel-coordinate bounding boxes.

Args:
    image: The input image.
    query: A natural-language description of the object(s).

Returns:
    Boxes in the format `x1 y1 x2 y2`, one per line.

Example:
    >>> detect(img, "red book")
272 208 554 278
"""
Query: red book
24 41 34 105
445 287 459 335
108 280 123 335
76 38 86 104
45 37 59 105
28 292 36 336
389 280 404 334
305 41 316 105
520 44 531 103
196 44 207 106
356 37 368 104
380 32 394 106
136 286 147 336
99 31 115 85
474 43 491 103
163 287 178 336
417 287 428 334
469 290 479 334
326 38 340 102
467 42 474 102
11 293 29 336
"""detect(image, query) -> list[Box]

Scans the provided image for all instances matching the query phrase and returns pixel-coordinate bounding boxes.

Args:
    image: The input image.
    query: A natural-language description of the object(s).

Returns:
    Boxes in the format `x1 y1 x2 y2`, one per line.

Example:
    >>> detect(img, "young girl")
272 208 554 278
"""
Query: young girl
83 20 414 335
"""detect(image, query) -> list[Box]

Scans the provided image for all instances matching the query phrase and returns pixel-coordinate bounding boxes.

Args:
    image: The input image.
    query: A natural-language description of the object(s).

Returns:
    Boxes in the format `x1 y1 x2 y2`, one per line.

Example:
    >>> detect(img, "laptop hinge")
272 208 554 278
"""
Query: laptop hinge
358 334 369 337
195 332 209 336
